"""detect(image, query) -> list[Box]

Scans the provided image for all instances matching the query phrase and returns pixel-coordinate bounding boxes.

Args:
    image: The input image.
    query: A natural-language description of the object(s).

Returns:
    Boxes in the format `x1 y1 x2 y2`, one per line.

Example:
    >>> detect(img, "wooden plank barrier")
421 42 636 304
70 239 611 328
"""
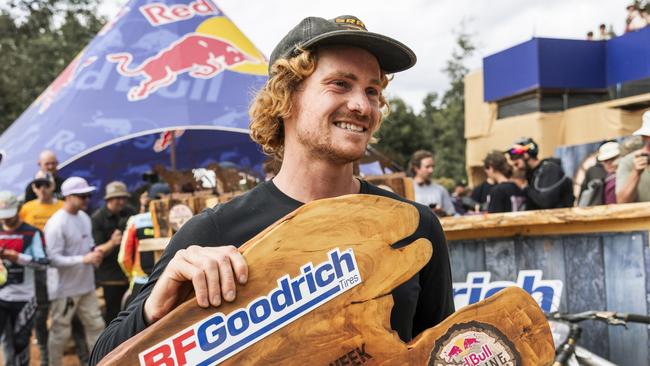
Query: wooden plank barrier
101 195 553 365
150 191 244 238
365 174 415 201
440 202 650 366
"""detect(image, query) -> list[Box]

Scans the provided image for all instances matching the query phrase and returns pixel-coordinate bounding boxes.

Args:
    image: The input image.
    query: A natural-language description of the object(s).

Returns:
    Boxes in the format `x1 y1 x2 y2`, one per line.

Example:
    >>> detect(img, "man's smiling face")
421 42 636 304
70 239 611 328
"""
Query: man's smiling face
285 45 383 164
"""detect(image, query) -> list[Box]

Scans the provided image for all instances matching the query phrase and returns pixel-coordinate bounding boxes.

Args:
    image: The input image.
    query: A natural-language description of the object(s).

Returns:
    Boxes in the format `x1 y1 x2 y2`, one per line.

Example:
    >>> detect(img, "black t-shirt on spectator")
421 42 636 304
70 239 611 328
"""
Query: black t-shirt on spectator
470 181 494 209
91 205 137 283
487 182 526 213
524 158 574 210
89 180 455 364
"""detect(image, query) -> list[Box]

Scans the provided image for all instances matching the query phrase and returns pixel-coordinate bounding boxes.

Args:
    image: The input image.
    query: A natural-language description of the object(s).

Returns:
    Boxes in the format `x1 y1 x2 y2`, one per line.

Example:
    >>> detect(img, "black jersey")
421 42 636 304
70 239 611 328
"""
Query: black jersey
90 180 454 364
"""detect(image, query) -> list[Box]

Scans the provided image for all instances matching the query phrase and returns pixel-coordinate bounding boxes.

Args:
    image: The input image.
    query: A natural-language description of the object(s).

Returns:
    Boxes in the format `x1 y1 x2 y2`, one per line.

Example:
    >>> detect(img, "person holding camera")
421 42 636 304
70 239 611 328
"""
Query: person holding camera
616 111 650 203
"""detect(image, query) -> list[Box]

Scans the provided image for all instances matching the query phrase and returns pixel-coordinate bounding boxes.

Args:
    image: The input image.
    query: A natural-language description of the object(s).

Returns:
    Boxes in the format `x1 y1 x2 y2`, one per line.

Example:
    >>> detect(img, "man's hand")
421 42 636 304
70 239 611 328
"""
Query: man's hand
110 229 123 247
633 153 649 172
143 245 248 324
0 249 19 263
83 249 103 267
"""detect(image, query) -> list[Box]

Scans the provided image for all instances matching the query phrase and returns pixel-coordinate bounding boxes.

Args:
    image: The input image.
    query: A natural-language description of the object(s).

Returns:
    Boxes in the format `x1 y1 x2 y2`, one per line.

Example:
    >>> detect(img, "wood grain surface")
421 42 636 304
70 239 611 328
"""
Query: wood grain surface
99 195 553 365
440 202 650 241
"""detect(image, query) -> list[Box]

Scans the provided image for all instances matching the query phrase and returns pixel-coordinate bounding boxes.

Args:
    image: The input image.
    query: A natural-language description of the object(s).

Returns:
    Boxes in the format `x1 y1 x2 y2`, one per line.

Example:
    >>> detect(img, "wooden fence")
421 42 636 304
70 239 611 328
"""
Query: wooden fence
440 203 650 365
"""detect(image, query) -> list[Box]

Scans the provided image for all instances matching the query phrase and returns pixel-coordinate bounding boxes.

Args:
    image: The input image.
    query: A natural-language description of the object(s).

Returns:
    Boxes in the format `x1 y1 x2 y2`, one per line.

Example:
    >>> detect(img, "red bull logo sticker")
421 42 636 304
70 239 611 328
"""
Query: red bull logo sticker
107 16 267 101
428 322 520 366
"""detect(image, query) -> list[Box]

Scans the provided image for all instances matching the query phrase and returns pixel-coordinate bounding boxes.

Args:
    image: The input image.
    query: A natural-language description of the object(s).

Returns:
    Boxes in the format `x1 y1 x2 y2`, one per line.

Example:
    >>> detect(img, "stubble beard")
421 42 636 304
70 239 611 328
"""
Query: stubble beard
296 124 367 165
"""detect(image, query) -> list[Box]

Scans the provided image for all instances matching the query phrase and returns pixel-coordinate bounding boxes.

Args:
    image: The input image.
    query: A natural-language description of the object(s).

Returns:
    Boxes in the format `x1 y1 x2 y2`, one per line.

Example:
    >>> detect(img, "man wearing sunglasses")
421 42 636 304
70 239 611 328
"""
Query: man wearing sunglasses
507 137 574 210
44 177 106 366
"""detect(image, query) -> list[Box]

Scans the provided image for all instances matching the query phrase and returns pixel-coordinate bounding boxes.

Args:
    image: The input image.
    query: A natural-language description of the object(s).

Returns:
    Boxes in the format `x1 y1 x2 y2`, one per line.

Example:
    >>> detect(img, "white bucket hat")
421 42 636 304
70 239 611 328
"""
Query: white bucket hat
597 141 620 162
633 111 650 137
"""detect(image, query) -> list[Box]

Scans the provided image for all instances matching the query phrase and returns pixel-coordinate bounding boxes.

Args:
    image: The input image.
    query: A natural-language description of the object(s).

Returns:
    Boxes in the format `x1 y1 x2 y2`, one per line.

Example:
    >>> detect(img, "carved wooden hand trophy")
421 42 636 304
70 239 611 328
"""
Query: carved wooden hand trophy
99 195 554 365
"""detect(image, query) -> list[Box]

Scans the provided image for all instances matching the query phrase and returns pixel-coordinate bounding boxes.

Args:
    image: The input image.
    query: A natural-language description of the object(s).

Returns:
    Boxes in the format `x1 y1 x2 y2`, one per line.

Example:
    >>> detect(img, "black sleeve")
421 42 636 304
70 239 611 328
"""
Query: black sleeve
90 211 106 246
412 210 455 337
524 162 568 209
89 210 221 365
487 186 507 213
470 183 484 203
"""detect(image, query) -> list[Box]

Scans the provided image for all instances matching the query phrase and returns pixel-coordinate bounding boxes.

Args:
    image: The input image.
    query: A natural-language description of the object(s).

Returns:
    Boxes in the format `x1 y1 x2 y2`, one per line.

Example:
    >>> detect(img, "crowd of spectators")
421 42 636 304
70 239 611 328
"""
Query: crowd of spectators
411 111 650 216
0 150 170 365
585 3 650 41
625 3 650 33
1 110 649 364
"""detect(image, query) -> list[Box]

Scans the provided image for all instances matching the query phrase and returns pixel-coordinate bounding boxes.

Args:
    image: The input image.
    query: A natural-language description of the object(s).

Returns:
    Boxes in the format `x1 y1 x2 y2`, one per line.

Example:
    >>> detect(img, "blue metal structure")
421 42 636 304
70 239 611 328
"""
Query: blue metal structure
484 27 650 102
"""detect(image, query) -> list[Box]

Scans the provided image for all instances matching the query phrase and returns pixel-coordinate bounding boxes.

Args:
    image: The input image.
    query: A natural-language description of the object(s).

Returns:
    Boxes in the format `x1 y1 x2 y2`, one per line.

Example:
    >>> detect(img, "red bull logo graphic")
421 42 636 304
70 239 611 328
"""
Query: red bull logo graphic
429 322 520 366
107 33 257 101
140 0 219 27
153 129 185 152
35 53 96 113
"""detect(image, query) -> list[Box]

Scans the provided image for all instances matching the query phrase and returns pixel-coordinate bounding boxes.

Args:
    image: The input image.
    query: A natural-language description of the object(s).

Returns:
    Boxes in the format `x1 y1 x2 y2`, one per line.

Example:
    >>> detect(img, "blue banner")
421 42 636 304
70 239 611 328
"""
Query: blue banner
0 0 269 197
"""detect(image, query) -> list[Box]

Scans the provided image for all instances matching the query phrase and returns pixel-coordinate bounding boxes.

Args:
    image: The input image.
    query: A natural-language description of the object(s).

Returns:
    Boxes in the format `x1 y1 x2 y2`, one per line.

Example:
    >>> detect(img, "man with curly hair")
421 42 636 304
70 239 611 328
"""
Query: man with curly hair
90 15 454 363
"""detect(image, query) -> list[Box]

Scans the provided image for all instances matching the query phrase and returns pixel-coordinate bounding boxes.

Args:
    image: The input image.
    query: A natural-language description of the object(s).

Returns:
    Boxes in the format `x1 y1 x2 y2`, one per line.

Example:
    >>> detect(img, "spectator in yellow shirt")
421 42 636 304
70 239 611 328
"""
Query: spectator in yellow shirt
20 172 63 231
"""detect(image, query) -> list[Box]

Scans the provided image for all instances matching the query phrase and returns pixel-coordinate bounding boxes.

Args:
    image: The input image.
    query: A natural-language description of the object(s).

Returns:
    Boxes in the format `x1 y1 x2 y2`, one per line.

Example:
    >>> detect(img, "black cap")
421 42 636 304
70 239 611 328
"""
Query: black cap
32 172 54 185
269 15 416 75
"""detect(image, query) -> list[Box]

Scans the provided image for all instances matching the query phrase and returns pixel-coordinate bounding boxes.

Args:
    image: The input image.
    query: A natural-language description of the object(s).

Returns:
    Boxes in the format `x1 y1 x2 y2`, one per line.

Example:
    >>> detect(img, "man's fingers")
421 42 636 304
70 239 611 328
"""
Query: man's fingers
217 254 237 302
228 248 248 284
163 245 249 310
177 248 211 308
190 268 210 308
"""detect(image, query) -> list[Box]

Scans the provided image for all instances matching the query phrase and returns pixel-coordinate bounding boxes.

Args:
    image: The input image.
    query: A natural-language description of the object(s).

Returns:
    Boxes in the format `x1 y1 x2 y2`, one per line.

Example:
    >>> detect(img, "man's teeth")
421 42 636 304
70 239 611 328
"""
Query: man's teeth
335 122 364 132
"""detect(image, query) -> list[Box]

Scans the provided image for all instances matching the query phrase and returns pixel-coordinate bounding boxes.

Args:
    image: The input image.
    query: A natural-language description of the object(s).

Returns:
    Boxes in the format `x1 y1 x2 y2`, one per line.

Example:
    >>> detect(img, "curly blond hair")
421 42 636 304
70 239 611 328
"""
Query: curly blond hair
249 49 390 159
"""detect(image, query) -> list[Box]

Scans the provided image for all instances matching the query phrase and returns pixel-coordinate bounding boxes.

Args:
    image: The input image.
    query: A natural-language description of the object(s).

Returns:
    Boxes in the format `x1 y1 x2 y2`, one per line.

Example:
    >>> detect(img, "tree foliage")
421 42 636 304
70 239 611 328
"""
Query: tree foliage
0 0 105 132
374 27 475 183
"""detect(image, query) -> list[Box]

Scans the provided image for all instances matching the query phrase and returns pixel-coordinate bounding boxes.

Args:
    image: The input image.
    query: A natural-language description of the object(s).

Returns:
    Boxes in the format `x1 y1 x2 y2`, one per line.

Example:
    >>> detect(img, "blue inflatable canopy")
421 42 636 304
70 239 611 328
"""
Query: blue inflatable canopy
0 0 269 199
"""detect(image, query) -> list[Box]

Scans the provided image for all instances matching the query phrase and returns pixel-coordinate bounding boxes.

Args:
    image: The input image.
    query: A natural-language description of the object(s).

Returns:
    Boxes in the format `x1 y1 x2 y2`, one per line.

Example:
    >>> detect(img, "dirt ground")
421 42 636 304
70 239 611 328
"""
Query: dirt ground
0 338 82 366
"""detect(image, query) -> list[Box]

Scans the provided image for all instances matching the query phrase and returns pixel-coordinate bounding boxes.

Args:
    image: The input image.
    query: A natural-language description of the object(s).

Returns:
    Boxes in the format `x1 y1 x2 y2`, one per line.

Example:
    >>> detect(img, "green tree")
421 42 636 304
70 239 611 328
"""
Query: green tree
0 0 105 132
374 28 475 183
373 97 434 169
425 28 475 183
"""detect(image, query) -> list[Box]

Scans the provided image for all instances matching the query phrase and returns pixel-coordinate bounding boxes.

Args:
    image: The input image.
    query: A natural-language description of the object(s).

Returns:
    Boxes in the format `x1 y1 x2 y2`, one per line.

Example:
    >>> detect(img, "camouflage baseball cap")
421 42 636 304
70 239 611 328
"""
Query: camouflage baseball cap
0 191 19 220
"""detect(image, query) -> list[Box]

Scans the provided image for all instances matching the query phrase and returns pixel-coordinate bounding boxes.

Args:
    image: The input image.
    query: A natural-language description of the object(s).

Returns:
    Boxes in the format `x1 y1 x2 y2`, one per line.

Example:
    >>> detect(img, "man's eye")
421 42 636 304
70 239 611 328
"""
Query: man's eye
366 88 380 96
332 80 349 88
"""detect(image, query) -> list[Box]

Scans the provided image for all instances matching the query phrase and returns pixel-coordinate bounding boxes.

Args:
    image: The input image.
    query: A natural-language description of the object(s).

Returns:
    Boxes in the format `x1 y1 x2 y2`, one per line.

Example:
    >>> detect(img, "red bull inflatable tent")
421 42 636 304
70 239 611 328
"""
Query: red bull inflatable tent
0 0 269 200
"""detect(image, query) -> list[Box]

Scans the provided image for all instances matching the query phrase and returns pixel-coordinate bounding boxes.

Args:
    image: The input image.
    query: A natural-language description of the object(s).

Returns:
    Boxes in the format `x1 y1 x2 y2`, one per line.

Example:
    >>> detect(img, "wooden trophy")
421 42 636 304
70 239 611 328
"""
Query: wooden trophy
99 195 554 366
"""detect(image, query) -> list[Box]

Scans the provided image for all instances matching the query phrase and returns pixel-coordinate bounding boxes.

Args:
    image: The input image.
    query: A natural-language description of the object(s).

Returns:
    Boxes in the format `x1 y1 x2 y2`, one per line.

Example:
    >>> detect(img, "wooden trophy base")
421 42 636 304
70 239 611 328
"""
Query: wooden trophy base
99 195 554 365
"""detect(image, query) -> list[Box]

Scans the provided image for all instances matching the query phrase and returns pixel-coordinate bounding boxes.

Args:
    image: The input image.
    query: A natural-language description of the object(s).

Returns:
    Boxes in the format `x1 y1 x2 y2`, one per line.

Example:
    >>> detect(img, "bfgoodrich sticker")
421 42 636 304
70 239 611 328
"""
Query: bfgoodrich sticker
428 321 521 366
139 247 362 366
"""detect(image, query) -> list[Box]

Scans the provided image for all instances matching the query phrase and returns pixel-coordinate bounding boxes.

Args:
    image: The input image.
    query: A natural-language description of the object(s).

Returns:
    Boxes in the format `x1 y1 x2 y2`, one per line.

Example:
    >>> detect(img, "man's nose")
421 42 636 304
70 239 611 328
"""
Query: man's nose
347 90 371 116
